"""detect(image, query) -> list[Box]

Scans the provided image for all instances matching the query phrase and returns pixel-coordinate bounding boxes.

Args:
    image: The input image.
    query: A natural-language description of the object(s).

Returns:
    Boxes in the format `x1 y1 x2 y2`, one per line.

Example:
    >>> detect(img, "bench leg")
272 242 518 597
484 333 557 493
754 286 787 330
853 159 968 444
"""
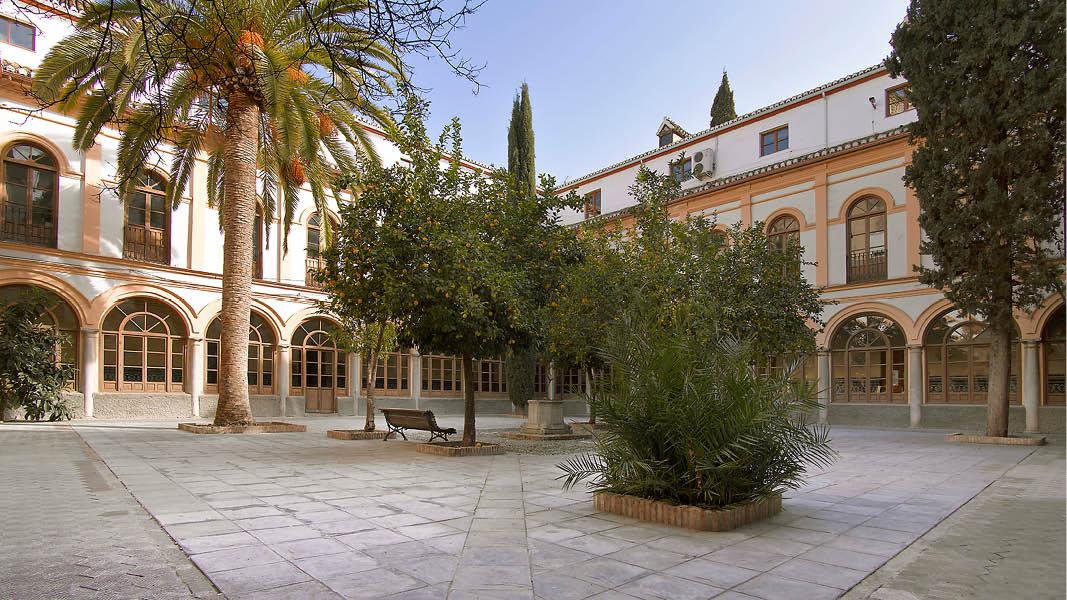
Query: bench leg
428 431 450 443
384 424 407 441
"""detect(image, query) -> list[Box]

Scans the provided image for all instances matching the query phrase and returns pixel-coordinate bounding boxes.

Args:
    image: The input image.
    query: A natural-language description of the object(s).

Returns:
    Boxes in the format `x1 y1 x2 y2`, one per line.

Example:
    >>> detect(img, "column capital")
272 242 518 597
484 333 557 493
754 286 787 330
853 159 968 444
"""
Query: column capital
907 343 923 350
1023 338 1041 347
278 343 291 350
80 327 100 335
816 348 830 356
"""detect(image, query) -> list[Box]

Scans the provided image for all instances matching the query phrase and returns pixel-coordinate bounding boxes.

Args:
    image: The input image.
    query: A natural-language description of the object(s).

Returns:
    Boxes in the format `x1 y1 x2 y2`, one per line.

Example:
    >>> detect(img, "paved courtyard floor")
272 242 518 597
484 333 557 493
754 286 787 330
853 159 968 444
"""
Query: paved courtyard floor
2 417 1064 599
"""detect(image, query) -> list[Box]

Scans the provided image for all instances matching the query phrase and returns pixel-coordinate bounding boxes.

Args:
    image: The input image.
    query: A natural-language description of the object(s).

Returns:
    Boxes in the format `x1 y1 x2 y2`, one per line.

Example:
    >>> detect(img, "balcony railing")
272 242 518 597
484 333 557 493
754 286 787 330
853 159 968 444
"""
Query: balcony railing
847 248 887 283
123 225 168 264
0 200 55 247
306 259 324 289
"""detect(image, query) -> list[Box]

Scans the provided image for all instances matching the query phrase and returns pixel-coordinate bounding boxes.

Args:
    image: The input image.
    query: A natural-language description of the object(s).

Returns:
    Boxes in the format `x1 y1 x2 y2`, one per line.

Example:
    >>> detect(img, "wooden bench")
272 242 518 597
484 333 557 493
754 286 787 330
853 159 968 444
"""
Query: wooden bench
380 408 457 442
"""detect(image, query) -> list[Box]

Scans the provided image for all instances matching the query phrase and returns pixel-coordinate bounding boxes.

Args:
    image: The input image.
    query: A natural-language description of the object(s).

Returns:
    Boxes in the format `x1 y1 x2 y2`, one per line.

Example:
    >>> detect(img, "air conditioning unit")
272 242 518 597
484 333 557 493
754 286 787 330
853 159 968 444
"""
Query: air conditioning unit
691 148 714 179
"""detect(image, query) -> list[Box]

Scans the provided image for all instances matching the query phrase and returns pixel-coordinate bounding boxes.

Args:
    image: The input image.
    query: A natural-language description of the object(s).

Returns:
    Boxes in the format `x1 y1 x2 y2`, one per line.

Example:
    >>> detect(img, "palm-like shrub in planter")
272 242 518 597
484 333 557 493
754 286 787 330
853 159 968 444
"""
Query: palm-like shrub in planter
558 311 835 509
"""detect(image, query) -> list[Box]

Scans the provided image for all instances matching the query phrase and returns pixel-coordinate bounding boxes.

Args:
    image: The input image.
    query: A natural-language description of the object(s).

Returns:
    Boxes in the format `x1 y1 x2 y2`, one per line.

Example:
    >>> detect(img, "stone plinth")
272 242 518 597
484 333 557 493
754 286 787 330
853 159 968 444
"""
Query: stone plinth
178 422 306 434
519 399 571 437
594 491 782 532
327 429 389 440
947 433 1046 446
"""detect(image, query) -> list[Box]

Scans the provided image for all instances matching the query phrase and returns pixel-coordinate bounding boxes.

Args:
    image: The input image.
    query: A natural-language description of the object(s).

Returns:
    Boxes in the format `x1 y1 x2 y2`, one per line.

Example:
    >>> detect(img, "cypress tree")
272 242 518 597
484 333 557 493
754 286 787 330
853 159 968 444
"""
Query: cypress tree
710 70 737 127
507 82 536 196
505 82 538 407
887 0 1065 437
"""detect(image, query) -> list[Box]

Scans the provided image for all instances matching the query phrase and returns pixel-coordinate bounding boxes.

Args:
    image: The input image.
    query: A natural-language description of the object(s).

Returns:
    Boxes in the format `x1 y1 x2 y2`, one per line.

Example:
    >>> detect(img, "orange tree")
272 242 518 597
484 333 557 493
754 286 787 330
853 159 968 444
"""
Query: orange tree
319 98 578 445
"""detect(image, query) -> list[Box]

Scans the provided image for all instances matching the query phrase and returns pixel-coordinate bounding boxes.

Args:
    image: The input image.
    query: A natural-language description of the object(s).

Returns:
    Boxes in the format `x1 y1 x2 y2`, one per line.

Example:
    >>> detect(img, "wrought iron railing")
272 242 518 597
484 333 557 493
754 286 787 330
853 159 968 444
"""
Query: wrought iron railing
123 225 168 264
0 200 55 247
847 249 887 283
305 258 324 289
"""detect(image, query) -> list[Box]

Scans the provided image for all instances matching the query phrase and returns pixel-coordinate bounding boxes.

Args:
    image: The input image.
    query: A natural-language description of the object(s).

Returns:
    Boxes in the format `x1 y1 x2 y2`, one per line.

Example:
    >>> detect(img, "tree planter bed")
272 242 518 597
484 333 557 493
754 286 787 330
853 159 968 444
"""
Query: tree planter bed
947 433 1046 446
327 429 389 440
500 429 592 441
594 491 782 531
415 441 505 457
178 422 306 434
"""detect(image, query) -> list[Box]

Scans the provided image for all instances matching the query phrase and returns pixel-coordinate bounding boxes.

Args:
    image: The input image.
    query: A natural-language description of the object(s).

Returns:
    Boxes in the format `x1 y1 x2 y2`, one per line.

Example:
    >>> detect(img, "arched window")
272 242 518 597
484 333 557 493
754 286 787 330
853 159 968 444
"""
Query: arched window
205 311 276 395
253 206 265 280
124 172 170 264
102 297 186 392
305 212 334 288
1041 307 1064 406
830 313 906 403
924 310 1020 405
1 142 58 248
767 215 800 253
0 284 79 388
846 197 887 283
291 317 347 412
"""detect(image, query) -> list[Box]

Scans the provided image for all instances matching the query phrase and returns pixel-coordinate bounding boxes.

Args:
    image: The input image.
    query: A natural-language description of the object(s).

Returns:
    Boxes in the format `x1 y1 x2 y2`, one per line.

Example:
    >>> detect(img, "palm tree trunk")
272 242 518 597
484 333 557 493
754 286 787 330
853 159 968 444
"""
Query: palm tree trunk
213 90 259 426
364 324 386 431
462 353 476 445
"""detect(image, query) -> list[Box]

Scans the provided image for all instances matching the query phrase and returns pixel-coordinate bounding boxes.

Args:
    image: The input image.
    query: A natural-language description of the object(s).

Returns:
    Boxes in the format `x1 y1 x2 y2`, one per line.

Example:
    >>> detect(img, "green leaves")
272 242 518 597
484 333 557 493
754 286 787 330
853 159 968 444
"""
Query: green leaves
0 290 74 422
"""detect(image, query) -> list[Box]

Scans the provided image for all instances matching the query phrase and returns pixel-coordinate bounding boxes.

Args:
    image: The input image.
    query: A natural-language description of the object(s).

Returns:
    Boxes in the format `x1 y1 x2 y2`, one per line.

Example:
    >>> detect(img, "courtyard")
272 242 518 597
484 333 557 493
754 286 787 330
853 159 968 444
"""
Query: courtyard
1 418 1062 600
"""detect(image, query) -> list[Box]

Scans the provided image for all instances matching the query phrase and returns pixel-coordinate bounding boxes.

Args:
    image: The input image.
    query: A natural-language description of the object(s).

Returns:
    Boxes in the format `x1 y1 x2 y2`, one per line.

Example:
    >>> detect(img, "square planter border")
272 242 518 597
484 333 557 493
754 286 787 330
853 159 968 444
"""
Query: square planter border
178 422 306 434
415 441 505 457
327 429 389 441
594 491 782 532
947 433 1046 446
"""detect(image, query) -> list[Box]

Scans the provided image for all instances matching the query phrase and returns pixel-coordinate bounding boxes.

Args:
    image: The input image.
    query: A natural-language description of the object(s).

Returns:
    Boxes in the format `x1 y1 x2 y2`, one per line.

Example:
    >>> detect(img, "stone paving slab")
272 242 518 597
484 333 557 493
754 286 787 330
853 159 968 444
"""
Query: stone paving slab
0 423 220 599
29 417 1057 599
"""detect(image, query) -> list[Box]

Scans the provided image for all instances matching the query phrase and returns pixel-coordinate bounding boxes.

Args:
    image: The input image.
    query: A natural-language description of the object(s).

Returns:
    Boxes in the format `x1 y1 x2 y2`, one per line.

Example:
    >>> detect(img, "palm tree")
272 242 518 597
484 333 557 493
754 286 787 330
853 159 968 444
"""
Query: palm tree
33 0 402 425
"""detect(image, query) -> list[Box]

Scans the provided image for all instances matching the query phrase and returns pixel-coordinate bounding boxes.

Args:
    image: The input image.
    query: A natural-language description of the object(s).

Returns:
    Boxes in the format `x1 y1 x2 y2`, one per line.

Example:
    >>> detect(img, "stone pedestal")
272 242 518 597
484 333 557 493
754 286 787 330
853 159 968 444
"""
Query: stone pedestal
519 399 571 436
907 345 923 428
1023 340 1040 433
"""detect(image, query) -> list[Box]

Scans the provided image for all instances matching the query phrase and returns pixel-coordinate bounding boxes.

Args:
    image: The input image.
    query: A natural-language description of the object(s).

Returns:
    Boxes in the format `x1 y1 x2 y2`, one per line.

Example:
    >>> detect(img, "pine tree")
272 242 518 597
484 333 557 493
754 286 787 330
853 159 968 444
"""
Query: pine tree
887 0 1065 437
710 71 737 127
506 82 538 406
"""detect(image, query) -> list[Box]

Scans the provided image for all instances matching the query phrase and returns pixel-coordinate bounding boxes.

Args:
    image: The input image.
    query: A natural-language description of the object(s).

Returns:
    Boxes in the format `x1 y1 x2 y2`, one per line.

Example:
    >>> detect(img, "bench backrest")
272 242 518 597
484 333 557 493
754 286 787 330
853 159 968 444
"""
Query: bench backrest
380 408 441 431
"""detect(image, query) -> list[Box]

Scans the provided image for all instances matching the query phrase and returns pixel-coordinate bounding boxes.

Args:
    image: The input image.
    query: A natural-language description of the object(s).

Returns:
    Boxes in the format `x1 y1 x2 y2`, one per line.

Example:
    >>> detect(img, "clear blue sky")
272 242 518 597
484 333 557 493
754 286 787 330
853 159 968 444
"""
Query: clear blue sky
407 0 910 183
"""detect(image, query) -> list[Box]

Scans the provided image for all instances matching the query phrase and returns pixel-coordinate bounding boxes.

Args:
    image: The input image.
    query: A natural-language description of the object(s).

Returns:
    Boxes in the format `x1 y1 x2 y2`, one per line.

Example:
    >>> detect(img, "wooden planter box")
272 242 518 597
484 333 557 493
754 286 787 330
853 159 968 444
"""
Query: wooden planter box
327 429 389 441
947 433 1046 446
594 491 782 532
178 422 306 434
415 442 505 457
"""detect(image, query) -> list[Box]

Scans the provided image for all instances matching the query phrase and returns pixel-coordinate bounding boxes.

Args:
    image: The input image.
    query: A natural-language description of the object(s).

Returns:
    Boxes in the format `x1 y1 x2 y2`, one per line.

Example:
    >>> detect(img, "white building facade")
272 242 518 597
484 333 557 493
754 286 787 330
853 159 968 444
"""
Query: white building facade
559 64 1064 433
0 0 536 420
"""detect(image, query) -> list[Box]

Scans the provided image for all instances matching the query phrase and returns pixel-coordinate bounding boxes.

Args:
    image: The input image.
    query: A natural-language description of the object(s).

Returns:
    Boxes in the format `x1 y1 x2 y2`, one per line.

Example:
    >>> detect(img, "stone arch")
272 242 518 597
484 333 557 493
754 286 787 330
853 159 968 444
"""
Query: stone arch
194 297 285 341
763 207 810 231
0 269 91 325
88 283 197 335
836 187 898 222
0 132 77 176
818 301 916 349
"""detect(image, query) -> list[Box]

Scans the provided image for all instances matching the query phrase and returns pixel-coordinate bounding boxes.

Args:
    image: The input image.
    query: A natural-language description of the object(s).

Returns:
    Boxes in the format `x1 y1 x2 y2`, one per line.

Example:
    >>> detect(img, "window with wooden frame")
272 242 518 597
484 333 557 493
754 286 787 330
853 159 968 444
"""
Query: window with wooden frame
0 284 79 389
290 317 347 394
885 84 913 117
252 206 265 280
101 298 186 392
478 358 507 394
305 212 335 288
846 196 888 283
421 354 462 393
583 189 602 219
0 16 35 50
362 351 409 394
766 215 800 253
670 157 693 183
124 172 170 264
1 142 58 248
760 125 789 157
205 311 275 395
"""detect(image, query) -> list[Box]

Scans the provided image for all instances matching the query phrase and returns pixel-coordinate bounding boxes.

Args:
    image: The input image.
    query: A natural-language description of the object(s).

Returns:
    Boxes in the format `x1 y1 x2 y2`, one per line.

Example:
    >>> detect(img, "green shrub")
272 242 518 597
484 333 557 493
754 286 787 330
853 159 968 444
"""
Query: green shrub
0 290 74 421
558 308 835 509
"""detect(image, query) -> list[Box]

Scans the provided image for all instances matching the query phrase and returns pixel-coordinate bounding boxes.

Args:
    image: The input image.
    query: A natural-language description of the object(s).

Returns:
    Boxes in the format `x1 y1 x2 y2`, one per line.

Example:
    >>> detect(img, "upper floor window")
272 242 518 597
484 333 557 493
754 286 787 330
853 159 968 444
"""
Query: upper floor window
1 142 57 248
253 206 264 280
584 189 602 218
760 125 789 157
124 172 169 264
0 16 35 50
305 212 334 288
886 84 913 116
767 215 800 253
670 157 692 183
846 196 888 283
